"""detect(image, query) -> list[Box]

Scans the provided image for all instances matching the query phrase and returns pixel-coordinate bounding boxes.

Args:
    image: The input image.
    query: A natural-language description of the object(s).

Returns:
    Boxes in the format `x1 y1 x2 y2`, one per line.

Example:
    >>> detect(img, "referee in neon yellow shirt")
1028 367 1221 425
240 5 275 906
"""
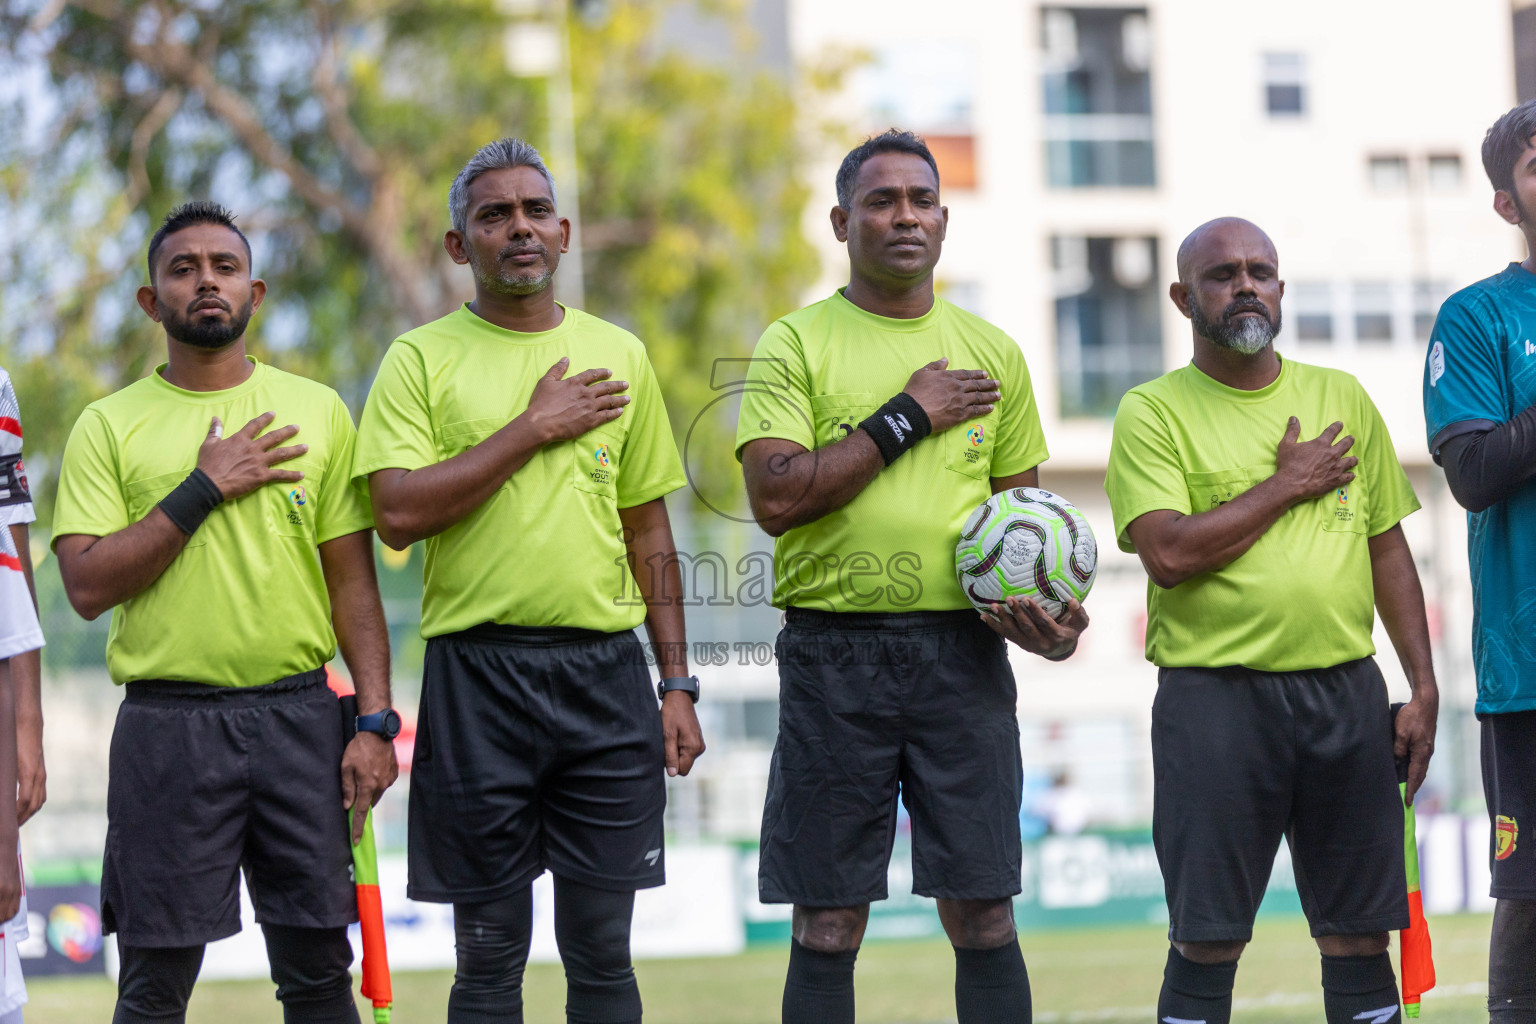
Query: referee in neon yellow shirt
52 202 398 1023
355 139 704 1024
1105 218 1438 1024
737 130 1087 1024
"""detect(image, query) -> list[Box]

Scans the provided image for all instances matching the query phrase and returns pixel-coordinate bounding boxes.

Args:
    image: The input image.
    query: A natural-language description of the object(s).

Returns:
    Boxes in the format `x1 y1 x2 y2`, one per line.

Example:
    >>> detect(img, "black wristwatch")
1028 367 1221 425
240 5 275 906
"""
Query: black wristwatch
356 708 403 740
657 675 700 703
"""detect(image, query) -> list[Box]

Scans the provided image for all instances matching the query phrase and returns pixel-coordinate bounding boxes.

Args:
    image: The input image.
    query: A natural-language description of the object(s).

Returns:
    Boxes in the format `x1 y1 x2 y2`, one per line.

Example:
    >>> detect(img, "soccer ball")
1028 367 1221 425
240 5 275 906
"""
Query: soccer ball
954 487 1098 619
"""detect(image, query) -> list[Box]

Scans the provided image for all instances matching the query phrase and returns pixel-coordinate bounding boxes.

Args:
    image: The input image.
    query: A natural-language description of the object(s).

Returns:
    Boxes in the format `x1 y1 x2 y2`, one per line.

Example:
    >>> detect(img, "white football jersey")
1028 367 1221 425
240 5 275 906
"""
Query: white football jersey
0 367 42 661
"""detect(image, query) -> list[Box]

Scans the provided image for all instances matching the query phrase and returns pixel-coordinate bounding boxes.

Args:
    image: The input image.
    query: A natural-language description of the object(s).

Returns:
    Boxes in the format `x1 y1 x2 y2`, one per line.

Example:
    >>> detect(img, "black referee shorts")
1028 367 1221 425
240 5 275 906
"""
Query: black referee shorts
407 623 666 903
1480 709 1536 899
1152 657 1409 942
100 669 356 947
758 608 1023 907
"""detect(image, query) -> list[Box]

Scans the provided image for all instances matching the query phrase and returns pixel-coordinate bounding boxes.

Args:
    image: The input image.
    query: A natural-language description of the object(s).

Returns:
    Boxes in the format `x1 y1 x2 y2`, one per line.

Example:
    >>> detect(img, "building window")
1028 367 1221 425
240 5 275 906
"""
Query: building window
1290 283 1334 343
1353 282 1394 342
1414 280 1452 341
860 42 979 189
940 281 984 317
1369 156 1409 191
1041 7 1155 188
1518 4 1536 103
1263 53 1306 116
1427 154 1463 191
1053 235 1163 417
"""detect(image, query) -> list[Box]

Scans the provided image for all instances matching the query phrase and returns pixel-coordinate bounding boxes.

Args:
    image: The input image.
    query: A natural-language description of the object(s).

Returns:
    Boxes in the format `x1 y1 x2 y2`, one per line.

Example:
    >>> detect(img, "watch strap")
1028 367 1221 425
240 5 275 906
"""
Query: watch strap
356 708 400 738
657 675 700 703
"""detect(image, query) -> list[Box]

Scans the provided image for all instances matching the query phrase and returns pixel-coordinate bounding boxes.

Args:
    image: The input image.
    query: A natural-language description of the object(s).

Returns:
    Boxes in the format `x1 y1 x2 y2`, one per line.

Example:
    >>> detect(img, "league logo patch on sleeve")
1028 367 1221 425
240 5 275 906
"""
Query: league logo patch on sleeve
1497 814 1518 861
1428 340 1445 388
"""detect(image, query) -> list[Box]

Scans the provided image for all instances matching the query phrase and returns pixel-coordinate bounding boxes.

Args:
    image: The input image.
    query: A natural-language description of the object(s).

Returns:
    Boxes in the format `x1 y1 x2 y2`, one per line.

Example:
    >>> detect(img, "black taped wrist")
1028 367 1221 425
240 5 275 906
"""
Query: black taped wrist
858 392 932 466
158 468 224 535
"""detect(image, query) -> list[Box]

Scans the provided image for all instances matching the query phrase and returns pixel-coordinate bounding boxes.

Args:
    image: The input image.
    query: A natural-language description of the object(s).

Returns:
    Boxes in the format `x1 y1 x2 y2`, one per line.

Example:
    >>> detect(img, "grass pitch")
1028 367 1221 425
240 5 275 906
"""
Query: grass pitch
25 913 1492 1022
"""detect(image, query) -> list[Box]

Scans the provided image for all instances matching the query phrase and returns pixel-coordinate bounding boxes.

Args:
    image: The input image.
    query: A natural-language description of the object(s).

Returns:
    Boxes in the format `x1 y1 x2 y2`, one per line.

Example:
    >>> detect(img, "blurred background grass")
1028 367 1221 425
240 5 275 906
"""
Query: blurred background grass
24 914 1494 1023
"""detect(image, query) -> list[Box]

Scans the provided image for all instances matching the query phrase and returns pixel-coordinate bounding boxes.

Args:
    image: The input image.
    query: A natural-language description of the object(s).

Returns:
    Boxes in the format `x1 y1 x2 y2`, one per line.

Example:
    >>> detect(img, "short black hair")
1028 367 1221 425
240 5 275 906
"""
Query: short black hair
835 129 940 209
1482 100 1536 195
147 201 251 280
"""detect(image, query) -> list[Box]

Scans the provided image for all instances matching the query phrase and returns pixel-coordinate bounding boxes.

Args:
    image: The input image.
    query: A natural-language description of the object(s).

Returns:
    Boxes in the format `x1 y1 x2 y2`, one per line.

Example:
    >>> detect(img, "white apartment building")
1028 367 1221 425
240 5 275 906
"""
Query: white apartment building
730 0 1522 826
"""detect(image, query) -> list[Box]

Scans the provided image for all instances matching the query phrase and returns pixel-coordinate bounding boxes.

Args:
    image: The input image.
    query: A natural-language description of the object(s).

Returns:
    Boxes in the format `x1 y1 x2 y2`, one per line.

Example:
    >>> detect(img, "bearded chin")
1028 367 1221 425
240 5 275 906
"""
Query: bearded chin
469 249 554 297
1220 315 1276 354
164 303 254 350
1191 300 1280 355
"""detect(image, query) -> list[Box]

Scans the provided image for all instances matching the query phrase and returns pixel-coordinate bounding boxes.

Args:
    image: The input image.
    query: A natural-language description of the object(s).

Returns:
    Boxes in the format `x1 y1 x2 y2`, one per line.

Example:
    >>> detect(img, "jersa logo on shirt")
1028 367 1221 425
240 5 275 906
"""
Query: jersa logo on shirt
287 486 306 526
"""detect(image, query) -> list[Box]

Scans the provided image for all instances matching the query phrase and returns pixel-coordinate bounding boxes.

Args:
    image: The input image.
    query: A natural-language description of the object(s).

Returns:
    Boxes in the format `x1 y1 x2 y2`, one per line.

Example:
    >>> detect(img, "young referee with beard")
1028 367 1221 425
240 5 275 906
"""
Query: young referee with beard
736 130 1087 1024
1106 218 1437 1024
355 138 704 1024
52 202 398 1024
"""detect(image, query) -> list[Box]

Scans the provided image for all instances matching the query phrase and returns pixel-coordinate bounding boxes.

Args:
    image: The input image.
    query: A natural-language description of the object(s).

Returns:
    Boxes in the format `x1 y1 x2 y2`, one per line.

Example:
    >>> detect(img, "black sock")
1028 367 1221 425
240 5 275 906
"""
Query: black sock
1321 953 1400 1024
1490 898 1536 1018
782 939 856 1024
954 940 1031 1024
1157 947 1237 1024
114 944 205 1024
450 888 533 1024
554 876 642 1024
263 925 359 1024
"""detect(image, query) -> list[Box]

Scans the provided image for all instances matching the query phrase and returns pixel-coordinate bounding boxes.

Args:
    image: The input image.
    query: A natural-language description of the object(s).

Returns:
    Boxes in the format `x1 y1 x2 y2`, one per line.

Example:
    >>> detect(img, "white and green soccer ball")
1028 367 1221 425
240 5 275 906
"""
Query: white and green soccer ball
955 487 1098 619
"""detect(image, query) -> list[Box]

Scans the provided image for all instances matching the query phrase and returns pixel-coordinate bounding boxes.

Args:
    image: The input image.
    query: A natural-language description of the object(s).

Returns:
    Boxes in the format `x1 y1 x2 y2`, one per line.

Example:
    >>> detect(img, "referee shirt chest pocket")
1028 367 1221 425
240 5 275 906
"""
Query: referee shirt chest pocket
809 393 876 450
1320 477 1367 533
943 415 994 480
437 417 505 459
572 425 624 498
126 471 209 548
1183 465 1265 512
268 460 321 541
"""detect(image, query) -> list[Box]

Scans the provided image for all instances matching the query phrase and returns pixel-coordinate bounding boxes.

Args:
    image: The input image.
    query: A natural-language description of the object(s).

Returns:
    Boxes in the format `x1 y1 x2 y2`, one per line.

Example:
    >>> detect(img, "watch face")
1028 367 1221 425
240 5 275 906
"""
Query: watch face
381 709 402 740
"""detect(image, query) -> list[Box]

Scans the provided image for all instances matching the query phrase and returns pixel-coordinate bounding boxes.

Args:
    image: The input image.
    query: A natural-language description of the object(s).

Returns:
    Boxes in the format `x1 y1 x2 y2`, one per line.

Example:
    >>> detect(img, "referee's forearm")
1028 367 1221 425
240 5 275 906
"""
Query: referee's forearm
618 499 689 679
371 417 549 547
320 532 393 713
1369 526 1436 697
55 511 192 620
743 433 884 536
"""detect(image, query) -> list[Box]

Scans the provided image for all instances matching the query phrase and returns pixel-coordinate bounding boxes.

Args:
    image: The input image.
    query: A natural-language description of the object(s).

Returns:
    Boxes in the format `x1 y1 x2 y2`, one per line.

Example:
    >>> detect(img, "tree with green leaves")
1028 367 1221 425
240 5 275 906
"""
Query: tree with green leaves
0 0 820 523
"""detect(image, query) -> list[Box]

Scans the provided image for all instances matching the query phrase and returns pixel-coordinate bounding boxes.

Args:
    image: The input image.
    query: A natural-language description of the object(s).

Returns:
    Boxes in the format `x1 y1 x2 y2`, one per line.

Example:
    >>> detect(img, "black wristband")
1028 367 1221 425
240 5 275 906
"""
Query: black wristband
858 392 932 466
157 468 224 535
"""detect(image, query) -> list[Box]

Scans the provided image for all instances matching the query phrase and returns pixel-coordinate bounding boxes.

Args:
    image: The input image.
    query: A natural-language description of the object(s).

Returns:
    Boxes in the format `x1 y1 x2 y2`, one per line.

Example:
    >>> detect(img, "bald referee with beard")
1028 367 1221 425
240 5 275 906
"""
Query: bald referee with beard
1106 217 1437 1024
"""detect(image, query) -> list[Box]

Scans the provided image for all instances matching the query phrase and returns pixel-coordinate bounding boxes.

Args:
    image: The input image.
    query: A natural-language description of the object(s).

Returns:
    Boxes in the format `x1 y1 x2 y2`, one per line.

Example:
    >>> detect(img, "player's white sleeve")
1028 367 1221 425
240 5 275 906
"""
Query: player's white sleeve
0 368 33 529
